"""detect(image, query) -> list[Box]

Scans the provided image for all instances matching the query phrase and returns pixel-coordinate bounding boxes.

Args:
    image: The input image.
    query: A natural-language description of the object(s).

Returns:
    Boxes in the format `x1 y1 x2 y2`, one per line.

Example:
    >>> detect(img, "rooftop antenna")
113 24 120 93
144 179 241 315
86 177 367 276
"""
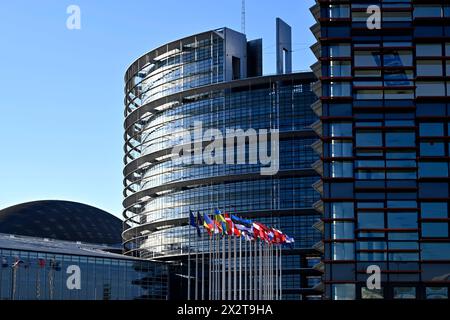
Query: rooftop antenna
241 0 246 34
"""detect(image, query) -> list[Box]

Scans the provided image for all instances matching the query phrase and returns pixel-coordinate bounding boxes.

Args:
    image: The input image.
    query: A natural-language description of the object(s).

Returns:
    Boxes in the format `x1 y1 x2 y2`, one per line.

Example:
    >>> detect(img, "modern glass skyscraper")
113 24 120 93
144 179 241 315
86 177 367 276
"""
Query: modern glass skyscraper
122 24 323 300
311 0 450 300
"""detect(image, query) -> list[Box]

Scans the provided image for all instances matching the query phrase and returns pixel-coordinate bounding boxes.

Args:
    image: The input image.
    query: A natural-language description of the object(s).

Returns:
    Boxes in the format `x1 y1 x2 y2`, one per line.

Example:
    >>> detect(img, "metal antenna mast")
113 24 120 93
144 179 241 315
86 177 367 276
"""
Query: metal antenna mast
241 0 246 34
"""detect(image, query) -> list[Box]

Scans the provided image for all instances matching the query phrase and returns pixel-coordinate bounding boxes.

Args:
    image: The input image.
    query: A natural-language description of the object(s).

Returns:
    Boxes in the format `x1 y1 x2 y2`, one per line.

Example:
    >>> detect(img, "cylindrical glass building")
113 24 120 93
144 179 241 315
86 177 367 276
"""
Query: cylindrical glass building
123 28 322 300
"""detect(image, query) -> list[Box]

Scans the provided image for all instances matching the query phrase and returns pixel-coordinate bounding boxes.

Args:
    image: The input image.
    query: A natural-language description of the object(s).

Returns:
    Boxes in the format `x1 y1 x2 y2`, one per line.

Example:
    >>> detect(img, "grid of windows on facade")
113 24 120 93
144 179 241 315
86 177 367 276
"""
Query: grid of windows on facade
0 250 168 300
312 0 450 300
124 82 316 179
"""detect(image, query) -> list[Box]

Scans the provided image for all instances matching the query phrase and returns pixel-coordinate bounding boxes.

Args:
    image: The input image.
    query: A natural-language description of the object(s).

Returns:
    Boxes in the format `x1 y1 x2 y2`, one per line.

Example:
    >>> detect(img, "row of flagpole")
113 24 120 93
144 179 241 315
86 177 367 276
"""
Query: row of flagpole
186 209 291 300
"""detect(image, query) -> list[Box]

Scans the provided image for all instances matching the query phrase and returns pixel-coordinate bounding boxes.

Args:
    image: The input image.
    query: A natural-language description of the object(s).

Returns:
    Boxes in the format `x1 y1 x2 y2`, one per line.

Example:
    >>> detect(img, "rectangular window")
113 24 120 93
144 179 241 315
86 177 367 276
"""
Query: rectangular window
388 212 418 229
386 132 416 147
328 82 352 97
355 70 381 78
332 243 354 260
420 142 445 156
416 82 446 97
328 61 352 77
328 5 350 19
416 44 442 57
354 52 381 67
383 11 411 22
330 123 352 137
327 44 351 58
331 141 353 157
332 284 356 300
417 61 443 76
422 223 449 238
384 51 413 67
421 203 448 219
331 161 354 178
420 123 444 136
394 287 416 299
355 90 383 100
356 131 383 147
414 6 443 18
356 170 385 180
358 212 385 229
332 222 355 239
331 202 354 219
422 243 450 260
426 287 448 300
419 162 449 178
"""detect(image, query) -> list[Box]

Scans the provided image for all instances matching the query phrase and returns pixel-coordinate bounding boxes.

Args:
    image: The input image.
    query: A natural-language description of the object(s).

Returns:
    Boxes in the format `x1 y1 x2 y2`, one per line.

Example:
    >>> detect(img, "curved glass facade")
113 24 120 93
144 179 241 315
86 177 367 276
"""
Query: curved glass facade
123 29 322 299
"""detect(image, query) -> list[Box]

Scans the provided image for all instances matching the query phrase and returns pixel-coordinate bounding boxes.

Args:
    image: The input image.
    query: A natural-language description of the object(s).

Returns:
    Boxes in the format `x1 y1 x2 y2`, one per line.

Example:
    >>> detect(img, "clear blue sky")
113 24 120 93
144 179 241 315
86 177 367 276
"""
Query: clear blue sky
0 0 316 219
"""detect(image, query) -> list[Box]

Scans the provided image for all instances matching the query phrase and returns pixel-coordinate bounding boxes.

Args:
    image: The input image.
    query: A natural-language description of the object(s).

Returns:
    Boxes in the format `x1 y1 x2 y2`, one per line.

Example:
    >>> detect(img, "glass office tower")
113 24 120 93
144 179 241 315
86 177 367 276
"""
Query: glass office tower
311 0 450 300
123 26 322 300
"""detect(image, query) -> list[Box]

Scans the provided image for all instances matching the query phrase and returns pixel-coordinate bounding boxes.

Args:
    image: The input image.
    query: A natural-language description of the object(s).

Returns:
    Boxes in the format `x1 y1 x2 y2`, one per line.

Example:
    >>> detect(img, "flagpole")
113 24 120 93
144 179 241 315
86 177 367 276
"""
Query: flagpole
279 246 282 300
195 242 198 300
222 235 225 300
238 236 242 301
270 245 273 300
188 224 191 300
270 247 275 300
209 234 212 300
254 240 257 300
216 231 219 300
263 244 266 300
202 237 205 301
233 235 237 300
269 245 271 300
259 242 263 300
275 245 278 300
264 244 267 300
244 238 247 300
248 240 253 300
214 231 217 300
228 236 231 300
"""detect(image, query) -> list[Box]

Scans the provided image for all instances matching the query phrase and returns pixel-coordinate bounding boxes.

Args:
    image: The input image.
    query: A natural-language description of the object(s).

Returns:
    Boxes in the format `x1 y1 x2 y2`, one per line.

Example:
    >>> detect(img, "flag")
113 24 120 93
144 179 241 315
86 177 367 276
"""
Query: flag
231 215 253 228
286 236 295 244
253 222 269 242
189 210 201 238
272 228 286 245
38 258 46 268
224 214 241 237
196 212 204 237
189 210 197 227
214 209 228 236
203 213 218 235
231 215 253 234
12 258 24 269
1 257 8 268
242 230 254 242
267 229 275 244
285 235 295 248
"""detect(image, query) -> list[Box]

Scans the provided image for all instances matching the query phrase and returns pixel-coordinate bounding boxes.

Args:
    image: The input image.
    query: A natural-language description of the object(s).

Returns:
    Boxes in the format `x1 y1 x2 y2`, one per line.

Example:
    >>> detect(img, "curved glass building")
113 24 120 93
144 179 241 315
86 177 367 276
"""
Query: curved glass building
123 25 322 300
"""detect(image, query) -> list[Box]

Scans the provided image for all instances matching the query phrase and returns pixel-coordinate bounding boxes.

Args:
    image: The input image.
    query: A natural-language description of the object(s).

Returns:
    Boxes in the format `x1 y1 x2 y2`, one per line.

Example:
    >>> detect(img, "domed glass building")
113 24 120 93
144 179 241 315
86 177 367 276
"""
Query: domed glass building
0 200 122 245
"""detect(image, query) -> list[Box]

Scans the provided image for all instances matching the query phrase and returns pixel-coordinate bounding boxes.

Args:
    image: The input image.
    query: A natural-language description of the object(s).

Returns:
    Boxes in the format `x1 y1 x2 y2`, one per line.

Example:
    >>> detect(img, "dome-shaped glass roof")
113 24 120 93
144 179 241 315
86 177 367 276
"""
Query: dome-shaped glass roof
0 201 122 245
